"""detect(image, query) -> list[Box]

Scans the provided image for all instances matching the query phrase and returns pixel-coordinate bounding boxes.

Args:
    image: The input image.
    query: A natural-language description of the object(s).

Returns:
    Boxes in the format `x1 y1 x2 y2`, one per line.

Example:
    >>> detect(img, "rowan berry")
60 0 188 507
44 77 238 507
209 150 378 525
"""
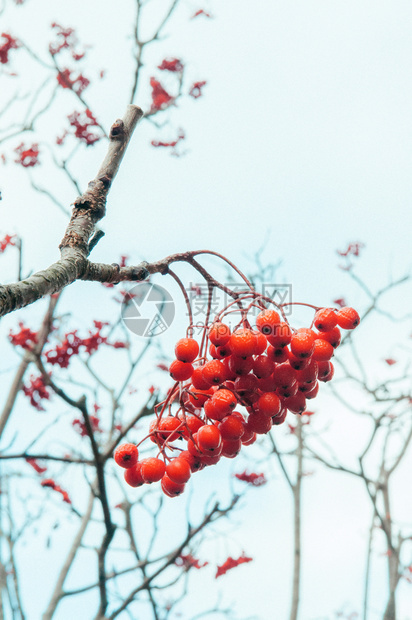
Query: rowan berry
166 457 192 484
197 424 222 452
169 360 194 382
253 355 275 378
253 330 268 354
298 380 317 394
313 308 338 332
179 450 204 472
290 328 316 359
161 474 185 497
257 374 277 392
312 339 334 362
202 360 226 385
229 328 258 357
234 374 258 396
188 436 203 456
246 412 272 434
317 326 341 348
305 381 319 399
140 457 166 483
199 452 222 466
318 361 334 382
186 387 214 408
204 398 226 421
272 408 287 425
124 462 144 487
192 366 211 390
276 381 298 399
174 337 199 363
255 309 281 336
288 352 311 371
209 322 231 346
215 344 232 358
267 345 289 364
336 307 360 330
150 416 182 443
273 363 297 389
241 427 257 445
228 355 254 376
266 322 292 348
218 414 245 441
221 438 242 458
210 389 237 416
283 392 306 415
179 413 204 437
295 360 318 385
114 443 139 469
256 392 281 417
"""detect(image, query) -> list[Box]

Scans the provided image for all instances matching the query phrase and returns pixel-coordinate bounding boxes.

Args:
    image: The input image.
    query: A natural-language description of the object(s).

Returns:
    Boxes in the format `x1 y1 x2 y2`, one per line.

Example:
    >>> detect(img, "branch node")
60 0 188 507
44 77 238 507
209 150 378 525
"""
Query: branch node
110 119 125 139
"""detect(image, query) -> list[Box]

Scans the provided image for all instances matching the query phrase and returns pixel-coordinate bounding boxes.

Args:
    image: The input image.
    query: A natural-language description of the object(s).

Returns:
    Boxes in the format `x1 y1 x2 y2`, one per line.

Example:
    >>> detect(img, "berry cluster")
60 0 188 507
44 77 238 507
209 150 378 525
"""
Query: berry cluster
114 305 360 497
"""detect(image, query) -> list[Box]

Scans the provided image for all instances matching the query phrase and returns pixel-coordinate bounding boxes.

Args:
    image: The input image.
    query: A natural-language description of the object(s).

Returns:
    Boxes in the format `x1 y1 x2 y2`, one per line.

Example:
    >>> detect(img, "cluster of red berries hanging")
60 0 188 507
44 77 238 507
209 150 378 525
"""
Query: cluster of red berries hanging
114 305 360 497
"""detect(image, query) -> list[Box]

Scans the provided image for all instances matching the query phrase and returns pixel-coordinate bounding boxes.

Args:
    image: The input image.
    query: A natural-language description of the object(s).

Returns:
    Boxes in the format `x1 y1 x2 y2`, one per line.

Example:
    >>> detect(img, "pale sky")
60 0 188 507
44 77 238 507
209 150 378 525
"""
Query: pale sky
1 1 412 618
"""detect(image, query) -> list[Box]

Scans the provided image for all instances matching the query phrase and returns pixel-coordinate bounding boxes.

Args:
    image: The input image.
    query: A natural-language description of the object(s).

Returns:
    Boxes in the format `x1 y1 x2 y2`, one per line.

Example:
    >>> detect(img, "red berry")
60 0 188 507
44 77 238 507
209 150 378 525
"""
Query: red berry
218 414 245 441
234 374 258 397
290 328 316 359
318 361 334 382
273 363 297 389
166 457 192 484
255 309 281 336
317 326 341 349
266 322 292 348
283 392 306 415
140 457 166 483
221 438 242 458
161 474 185 497
192 366 212 390
272 408 287 425
257 374 277 392
209 322 231 346
246 412 272 435
210 389 237 416
204 398 226 421
288 352 311 371
228 355 254 376
295 360 318 385
241 427 257 445
312 339 334 362
197 425 222 452
169 360 194 382
253 355 275 378
215 344 232 358
202 360 226 386
313 308 338 332
305 381 319 399
229 328 258 357
336 307 360 330
199 452 222 466
276 380 298 399
150 416 182 444
179 450 204 472
253 330 268 354
256 392 281 417
124 462 144 487
114 443 139 469
267 345 289 364
174 337 199 363
186 387 214 408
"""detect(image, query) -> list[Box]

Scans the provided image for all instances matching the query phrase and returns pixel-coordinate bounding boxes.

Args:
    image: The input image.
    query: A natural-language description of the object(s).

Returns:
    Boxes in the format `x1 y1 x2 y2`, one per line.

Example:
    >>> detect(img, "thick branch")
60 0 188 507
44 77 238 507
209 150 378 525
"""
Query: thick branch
0 105 143 318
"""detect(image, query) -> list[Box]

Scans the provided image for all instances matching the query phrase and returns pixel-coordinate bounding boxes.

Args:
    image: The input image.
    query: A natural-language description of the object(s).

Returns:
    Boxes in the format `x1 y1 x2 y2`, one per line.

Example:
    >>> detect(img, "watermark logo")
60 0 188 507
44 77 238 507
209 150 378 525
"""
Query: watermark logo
121 281 292 337
121 283 175 337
